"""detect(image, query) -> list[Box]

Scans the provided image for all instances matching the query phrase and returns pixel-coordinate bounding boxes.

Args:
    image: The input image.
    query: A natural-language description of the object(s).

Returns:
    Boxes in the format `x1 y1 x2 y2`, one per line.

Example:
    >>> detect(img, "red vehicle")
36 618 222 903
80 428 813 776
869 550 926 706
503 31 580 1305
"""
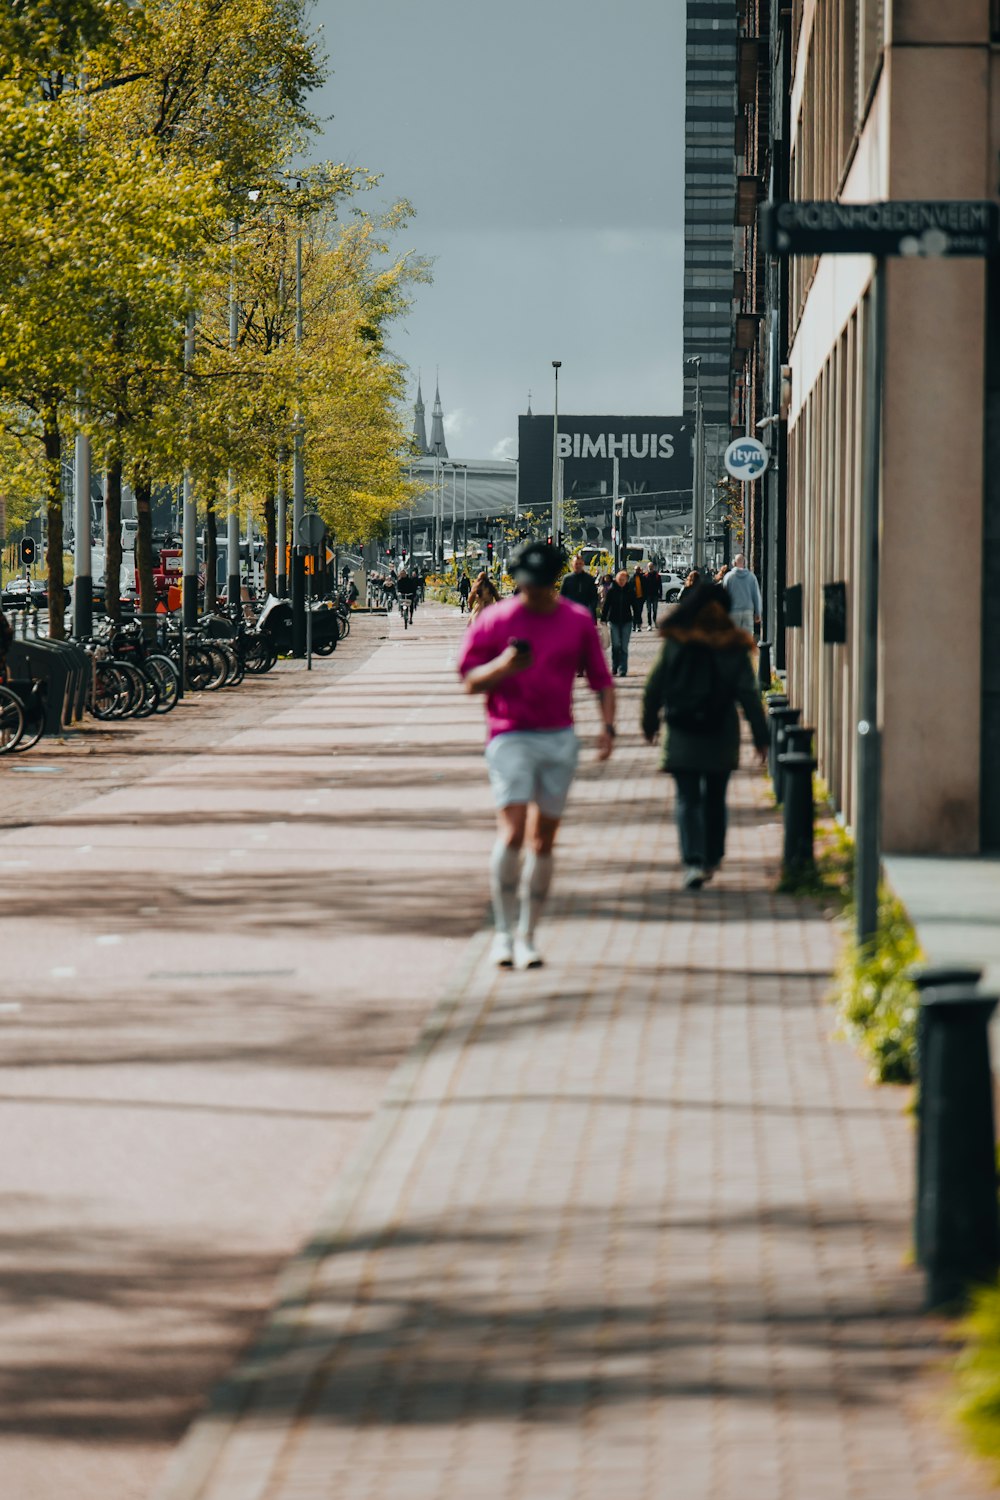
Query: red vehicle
135 548 183 606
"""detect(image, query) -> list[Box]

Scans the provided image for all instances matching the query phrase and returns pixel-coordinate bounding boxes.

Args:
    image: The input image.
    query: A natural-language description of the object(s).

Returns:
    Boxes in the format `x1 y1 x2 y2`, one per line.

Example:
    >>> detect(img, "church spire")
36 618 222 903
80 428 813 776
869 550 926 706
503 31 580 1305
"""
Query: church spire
412 376 429 455
429 375 449 458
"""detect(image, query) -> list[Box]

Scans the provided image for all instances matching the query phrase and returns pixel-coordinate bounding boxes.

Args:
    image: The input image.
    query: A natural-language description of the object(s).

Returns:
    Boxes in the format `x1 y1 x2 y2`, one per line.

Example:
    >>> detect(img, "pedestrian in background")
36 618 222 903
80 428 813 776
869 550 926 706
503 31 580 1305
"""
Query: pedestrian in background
458 571 471 612
469 570 500 617
644 562 661 629
601 568 637 677
559 552 599 620
641 581 769 890
723 552 762 636
679 568 701 601
630 567 645 631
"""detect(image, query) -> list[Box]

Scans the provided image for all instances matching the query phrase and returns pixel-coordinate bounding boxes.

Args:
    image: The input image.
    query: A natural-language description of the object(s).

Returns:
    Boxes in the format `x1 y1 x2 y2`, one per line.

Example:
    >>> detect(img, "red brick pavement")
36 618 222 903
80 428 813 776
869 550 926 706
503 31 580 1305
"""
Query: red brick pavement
146 610 993 1500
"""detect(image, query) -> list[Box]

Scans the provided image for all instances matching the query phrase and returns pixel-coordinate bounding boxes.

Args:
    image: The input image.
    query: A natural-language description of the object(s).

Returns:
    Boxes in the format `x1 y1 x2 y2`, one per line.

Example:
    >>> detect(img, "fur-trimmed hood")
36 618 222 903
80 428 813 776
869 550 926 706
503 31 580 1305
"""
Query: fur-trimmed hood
659 600 754 653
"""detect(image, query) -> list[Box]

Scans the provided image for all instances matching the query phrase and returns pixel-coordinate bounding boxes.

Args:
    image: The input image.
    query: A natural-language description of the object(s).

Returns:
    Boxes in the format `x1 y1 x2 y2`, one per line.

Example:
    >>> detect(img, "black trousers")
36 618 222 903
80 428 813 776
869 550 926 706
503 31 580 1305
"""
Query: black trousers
670 769 731 869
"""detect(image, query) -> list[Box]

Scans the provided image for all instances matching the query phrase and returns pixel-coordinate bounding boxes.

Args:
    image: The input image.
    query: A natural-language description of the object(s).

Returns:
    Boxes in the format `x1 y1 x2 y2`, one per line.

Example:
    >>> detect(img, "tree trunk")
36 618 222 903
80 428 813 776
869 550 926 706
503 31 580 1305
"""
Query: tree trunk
104 455 123 623
42 404 66 640
205 490 218 613
134 466 157 625
264 484 276 596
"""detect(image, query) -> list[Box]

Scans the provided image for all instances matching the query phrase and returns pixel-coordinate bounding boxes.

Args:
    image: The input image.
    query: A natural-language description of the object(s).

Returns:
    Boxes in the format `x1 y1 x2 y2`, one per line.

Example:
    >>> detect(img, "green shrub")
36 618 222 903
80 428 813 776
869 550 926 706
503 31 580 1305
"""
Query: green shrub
833 892 922 1085
955 1285 1000 1473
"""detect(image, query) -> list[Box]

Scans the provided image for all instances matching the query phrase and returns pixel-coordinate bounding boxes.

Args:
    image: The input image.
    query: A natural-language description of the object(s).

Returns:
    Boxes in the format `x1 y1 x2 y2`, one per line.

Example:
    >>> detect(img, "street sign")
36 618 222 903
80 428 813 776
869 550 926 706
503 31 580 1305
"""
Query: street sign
296 511 325 549
724 436 769 482
761 200 1000 259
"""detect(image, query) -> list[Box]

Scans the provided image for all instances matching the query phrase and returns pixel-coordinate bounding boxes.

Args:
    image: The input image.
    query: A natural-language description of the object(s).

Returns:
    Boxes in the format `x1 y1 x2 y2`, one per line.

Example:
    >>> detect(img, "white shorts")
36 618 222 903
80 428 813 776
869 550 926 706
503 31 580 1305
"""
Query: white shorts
484 729 580 819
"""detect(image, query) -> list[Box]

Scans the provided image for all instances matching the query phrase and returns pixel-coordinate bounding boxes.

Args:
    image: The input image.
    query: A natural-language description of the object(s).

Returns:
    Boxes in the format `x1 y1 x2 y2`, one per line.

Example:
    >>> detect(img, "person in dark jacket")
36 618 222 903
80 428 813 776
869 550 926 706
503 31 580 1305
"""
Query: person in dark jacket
559 553 599 619
630 567 645 630
458 571 472 612
601 568 639 676
641 582 769 889
644 563 661 628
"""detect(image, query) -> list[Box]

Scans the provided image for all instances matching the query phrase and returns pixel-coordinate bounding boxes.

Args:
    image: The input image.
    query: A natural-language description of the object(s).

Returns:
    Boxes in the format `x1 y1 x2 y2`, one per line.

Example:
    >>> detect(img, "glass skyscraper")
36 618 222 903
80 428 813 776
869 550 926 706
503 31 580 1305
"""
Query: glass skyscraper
682 0 737 483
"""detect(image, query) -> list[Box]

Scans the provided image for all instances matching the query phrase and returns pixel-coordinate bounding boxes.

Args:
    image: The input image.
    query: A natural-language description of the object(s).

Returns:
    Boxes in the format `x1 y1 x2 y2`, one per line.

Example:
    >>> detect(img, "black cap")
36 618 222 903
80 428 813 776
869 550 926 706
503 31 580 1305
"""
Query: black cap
509 540 565 587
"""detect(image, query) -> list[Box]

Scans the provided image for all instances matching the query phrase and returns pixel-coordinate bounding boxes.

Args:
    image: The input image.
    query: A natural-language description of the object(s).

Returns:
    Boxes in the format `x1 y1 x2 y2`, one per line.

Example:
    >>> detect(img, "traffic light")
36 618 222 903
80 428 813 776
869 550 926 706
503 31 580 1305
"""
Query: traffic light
486 540 494 565
385 546 392 557
557 531 564 551
546 535 553 546
19 536 36 565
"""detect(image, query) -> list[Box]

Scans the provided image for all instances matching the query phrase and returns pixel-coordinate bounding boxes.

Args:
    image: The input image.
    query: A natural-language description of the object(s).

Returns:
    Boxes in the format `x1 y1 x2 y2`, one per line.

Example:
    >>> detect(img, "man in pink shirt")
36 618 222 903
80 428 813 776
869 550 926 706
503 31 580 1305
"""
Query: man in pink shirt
457 541 616 970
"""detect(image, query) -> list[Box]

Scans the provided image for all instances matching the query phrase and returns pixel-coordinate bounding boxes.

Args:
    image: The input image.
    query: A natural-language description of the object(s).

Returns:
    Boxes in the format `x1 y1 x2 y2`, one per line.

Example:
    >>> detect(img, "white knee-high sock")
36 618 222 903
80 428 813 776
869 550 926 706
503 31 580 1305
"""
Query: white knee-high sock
518 851 554 940
490 840 522 935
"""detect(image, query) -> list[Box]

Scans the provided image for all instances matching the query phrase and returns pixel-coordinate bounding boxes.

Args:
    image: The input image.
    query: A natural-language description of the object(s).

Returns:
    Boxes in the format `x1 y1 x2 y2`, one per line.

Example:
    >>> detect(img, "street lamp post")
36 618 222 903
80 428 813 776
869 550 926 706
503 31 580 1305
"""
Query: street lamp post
226 221 241 610
182 309 198 627
551 360 562 541
72 393 92 638
291 214 306 656
686 356 706 569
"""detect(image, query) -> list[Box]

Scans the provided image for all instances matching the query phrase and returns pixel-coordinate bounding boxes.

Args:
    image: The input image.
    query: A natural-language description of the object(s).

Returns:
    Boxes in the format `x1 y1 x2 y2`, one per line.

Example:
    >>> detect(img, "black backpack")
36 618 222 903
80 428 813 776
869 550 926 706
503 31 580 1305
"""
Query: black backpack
663 643 733 735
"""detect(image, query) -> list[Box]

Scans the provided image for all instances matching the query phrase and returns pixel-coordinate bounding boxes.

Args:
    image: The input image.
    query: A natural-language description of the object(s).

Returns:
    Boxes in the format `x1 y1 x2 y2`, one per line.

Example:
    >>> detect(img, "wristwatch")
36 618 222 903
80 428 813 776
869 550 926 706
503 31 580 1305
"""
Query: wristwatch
603 723 617 737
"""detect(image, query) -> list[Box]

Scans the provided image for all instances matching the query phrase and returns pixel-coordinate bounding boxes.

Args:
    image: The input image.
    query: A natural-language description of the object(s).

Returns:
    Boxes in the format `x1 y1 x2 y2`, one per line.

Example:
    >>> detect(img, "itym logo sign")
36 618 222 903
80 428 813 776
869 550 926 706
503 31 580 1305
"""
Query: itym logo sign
724 437 769 482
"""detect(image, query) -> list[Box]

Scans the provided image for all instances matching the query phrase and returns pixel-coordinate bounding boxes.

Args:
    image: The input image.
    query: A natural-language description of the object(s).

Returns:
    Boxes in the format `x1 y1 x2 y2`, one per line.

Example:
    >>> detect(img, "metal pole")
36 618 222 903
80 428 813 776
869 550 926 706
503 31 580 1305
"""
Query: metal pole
306 548 313 670
463 468 468 563
291 223 306 656
72 394 92 637
551 361 561 539
693 362 706 570
276 449 287 597
856 258 887 948
612 455 620 572
182 309 198 627
226 222 240 609
451 466 458 561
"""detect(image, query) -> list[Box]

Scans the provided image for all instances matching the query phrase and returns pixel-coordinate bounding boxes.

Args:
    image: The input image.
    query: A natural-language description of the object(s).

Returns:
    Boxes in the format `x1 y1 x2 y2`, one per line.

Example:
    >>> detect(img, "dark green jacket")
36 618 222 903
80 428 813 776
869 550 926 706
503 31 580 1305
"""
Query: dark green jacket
641 622 769 774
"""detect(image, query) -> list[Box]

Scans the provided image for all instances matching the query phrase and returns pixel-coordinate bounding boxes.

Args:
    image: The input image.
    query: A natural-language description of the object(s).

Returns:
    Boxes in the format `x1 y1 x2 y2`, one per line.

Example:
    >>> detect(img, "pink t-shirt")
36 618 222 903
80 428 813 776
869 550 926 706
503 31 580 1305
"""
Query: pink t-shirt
456 595 613 742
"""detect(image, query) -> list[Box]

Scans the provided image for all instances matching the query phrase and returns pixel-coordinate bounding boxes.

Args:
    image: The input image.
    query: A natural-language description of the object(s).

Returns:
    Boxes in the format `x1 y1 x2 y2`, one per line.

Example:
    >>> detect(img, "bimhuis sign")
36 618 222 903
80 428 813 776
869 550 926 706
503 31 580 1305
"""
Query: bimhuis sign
517 413 693 514
761 199 1000 259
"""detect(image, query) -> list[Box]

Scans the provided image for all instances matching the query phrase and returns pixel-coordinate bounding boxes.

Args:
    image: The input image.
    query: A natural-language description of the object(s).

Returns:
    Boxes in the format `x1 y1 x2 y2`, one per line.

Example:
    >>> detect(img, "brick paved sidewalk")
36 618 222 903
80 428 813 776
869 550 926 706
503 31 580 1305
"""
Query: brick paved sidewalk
153 617 992 1500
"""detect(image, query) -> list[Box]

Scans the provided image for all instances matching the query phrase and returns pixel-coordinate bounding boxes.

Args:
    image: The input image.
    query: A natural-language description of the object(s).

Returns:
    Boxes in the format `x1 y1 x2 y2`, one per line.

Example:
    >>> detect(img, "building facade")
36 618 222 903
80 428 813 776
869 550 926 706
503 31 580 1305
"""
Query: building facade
740 0 1000 855
683 0 739 489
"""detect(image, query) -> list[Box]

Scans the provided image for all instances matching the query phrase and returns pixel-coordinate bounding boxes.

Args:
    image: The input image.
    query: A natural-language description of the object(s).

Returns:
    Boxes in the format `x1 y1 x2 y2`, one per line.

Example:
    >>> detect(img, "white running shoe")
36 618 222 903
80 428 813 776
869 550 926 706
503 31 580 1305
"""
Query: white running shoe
491 932 515 968
683 867 706 891
514 936 544 970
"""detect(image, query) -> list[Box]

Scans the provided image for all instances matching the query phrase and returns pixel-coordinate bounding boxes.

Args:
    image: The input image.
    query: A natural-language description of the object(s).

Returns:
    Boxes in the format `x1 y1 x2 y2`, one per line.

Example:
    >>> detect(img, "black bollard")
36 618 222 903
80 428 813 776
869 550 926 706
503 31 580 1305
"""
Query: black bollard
778 749 817 878
909 965 984 1266
918 984 999 1308
770 706 801 802
784 724 814 759
757 640 773 691
765 697 789 782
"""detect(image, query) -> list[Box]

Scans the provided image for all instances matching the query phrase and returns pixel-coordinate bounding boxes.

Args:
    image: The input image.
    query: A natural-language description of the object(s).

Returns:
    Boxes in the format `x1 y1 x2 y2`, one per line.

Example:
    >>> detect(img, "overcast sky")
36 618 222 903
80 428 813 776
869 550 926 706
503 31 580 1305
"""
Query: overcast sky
308 0 686 460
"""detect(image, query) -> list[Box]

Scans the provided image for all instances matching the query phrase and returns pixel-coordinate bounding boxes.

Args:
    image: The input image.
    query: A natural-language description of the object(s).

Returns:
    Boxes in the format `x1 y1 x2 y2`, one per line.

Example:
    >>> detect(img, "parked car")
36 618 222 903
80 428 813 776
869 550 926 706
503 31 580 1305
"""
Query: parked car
660 571 687 603
2 578 46 610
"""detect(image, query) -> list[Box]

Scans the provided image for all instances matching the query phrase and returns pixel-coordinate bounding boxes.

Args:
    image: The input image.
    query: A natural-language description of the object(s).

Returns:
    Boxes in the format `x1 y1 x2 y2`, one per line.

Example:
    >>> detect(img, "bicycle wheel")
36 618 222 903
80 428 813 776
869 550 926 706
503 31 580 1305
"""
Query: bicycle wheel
241 634 276 674
185 648 216 691
114 660 147 718
0 687 25 753
145 655 179 714
219 643 243 686
133 669 161 719
14 701 46 751
92 663 127 719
